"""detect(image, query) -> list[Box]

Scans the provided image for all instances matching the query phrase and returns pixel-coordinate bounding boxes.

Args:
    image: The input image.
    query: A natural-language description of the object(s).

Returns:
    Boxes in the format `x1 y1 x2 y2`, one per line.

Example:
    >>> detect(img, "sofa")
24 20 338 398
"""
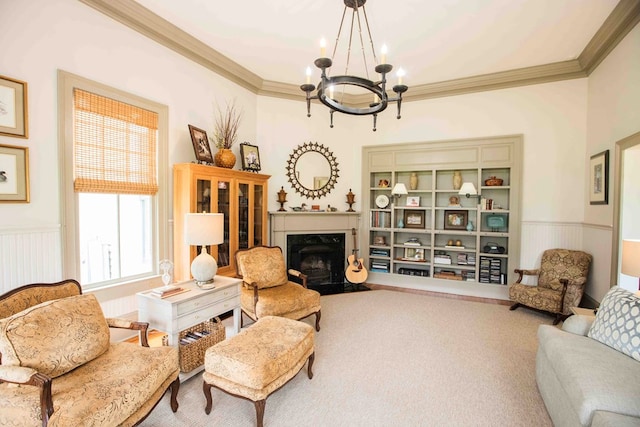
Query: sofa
0 280 180 426
536 287 640 426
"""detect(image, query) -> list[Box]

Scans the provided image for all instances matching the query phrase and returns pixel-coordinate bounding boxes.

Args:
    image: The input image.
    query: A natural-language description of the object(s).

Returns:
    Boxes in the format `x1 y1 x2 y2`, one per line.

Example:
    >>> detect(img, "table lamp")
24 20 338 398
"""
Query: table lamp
621 239 640 290
184 212 224 289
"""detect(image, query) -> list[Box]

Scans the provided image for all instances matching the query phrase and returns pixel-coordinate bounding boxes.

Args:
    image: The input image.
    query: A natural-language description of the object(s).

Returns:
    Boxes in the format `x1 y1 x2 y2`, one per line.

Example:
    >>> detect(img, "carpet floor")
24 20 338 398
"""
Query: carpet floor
141 289 553 426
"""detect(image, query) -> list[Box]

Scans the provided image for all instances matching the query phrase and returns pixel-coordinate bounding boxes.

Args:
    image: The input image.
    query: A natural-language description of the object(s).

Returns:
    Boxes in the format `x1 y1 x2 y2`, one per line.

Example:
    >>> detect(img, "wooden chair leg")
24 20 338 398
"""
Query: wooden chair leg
169 377 180 412
509 302 521 311
307 352 315 379
254 399 266 427
315 311 321 332
203 381 213 415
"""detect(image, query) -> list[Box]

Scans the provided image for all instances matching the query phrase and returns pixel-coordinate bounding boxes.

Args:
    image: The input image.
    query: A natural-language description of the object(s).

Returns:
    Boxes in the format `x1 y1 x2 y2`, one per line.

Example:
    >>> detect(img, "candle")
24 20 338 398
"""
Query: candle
329 85 334 99
320 38 327 58
306 66 312 84
373 93 379 103
380 44 388 64
397 68 405 85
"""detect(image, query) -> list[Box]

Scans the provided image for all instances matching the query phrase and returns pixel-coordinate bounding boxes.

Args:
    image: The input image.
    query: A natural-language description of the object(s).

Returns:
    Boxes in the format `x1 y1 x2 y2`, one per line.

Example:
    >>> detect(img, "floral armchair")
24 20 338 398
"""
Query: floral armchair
235 246 321 331
509 249 592 324
0 280 180 426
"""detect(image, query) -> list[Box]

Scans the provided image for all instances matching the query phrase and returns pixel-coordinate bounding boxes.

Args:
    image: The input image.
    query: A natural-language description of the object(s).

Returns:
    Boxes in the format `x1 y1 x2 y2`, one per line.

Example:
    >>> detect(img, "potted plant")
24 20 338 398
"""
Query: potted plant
212 100 242 168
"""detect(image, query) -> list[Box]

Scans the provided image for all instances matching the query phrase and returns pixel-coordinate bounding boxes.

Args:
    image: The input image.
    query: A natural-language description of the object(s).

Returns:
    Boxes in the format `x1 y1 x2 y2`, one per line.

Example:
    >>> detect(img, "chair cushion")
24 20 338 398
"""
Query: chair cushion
509 282 563 313
204 316 313 399
588 287 640 362
241 281 321 320
0 294 110 378
0 343 179 426
236 246 288 289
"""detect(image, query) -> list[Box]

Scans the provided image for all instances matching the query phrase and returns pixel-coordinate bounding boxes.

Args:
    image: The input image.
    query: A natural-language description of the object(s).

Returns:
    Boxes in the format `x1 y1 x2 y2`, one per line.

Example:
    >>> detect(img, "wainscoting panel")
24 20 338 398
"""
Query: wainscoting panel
0 226 62 294
520 221 584 268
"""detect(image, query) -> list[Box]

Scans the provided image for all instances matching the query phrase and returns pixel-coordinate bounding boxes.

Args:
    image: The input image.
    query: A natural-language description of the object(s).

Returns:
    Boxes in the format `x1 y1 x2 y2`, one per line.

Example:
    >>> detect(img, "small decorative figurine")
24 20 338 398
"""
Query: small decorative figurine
277 186 287 211
346 189 356 212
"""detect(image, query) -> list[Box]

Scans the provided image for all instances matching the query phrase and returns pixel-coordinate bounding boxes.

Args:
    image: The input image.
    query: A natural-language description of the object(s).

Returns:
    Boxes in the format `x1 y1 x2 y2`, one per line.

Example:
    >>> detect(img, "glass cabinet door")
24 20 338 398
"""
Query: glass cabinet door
238 182 249 250
217 179 231 268
253 184 264 246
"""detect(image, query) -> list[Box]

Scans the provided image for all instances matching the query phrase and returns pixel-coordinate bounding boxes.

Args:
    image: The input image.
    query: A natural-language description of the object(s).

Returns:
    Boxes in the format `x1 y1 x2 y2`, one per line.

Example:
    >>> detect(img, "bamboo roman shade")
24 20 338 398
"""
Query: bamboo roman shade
73 88 158 195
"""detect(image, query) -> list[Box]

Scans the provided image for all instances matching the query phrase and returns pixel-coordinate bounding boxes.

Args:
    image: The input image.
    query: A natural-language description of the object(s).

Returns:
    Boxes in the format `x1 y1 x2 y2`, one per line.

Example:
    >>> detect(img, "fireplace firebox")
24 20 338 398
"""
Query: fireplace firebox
287 233 345 295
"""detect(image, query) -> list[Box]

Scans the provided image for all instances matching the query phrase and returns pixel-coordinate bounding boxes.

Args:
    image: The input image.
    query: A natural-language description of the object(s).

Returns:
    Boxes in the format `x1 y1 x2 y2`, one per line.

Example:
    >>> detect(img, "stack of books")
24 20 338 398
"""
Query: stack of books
370 261 389 273
150 285 185 298
434 254 452 265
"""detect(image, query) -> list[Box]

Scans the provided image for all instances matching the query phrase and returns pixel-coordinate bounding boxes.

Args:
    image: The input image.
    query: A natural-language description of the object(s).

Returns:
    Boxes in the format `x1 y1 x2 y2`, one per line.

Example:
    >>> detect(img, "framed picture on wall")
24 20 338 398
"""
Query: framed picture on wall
0 144 29 202
404 210 425 229
0 75 28 138
589 150 609 205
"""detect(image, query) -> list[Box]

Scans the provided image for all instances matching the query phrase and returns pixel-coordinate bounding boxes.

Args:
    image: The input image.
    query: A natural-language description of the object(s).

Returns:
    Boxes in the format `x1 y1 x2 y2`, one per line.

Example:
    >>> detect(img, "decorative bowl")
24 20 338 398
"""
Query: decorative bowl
484 176 503 186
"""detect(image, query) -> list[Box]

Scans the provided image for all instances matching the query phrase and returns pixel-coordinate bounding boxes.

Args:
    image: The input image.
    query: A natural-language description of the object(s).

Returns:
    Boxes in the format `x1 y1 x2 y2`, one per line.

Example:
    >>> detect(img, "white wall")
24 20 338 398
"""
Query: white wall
584 23 640 300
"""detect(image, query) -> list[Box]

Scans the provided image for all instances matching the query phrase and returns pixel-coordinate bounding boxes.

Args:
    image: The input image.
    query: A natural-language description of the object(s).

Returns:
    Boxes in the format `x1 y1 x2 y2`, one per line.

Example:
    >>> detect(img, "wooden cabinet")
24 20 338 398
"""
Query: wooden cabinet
362 135 522 300
173 163 270 280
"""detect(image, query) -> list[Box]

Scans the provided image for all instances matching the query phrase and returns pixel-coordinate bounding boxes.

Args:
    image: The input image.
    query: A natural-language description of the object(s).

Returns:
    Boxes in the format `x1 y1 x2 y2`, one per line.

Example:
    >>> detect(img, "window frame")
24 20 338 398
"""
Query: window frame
58 70 169 293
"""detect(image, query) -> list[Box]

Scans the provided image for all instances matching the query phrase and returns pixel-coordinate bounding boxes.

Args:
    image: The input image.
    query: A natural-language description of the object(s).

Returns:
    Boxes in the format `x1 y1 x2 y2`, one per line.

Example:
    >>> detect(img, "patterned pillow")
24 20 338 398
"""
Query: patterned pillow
588 287 640 361
0 293 110 377
236 246 288 289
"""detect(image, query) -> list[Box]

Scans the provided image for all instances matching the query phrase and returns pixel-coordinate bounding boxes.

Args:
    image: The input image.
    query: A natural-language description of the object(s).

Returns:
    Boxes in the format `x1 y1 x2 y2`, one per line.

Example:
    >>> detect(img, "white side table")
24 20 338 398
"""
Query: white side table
570 306 597 318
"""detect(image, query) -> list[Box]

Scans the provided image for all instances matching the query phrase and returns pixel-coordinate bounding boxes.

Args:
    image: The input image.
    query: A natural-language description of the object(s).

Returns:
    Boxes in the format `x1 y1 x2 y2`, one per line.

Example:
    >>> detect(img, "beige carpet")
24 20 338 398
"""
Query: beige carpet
141 290 552 426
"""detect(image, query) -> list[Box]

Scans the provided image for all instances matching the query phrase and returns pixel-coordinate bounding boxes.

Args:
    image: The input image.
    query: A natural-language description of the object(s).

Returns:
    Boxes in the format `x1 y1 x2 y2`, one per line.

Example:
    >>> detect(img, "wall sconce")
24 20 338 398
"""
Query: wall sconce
458 182 481 203
622 239 640 290
391 183 408 203
184 212 224 289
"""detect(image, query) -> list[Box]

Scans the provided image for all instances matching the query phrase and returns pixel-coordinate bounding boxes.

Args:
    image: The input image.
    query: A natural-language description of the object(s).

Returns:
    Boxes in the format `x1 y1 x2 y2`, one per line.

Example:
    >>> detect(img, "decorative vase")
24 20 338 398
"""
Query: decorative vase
409 172 418 190
214 148 236 169
398 218 404 228
466 220 474 231
453 171 462 190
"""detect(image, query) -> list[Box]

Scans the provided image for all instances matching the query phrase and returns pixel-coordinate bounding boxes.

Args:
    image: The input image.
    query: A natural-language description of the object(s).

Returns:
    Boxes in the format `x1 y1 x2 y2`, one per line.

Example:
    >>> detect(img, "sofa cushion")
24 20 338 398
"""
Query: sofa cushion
538 325 640 424
0 294 110 378
236 246 288 289
0 342 179 426
240 281 321 320
562 314 595 336
588 287 640 362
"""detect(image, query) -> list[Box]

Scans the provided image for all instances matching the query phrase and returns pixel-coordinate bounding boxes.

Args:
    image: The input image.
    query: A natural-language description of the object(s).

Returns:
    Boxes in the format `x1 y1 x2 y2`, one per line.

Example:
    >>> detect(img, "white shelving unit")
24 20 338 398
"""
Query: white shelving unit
362 135 522 300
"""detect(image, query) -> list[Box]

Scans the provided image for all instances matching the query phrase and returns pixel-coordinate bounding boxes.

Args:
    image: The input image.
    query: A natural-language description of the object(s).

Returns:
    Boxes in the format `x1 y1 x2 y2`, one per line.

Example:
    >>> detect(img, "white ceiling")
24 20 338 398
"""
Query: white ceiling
133 0 619 87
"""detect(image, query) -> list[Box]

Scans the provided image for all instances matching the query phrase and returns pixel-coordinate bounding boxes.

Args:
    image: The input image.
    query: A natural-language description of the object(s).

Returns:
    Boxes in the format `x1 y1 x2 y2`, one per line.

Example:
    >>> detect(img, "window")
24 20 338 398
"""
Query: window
59 71 168 290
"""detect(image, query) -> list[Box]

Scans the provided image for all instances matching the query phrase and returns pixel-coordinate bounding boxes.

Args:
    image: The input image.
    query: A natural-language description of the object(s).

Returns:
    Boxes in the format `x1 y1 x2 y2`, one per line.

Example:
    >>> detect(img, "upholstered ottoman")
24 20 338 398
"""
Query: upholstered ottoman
203 316 315 427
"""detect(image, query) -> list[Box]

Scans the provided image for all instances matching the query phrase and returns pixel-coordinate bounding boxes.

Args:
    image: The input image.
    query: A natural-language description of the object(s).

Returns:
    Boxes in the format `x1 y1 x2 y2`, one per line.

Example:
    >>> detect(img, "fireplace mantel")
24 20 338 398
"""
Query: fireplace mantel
269 212 361 265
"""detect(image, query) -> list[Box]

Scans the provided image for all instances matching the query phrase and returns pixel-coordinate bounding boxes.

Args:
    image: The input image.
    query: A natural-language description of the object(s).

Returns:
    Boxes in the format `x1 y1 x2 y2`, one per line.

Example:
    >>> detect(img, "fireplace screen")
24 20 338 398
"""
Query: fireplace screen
287 233 345 295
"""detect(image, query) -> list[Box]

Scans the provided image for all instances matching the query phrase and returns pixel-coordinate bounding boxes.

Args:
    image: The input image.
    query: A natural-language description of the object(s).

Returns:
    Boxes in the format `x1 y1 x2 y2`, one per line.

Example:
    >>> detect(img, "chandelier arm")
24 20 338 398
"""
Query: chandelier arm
354 4 371 79
332 6 349 61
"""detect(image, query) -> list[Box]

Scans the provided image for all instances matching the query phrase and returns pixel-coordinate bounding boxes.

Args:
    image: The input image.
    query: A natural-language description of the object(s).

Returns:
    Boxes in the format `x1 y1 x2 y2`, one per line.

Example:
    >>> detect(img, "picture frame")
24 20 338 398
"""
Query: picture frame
0 75 28 138
404 210 425 229
406 196 420 207
240 142 261 172
589 150 609 205
0 144 29 202
403 247 425 261
444 210 468 230
188 124 213 164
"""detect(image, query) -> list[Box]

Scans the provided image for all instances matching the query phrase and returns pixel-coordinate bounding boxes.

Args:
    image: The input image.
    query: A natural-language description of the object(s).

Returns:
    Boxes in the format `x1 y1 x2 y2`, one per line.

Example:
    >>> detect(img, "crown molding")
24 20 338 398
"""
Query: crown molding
578 0 640 75
80 0 639 102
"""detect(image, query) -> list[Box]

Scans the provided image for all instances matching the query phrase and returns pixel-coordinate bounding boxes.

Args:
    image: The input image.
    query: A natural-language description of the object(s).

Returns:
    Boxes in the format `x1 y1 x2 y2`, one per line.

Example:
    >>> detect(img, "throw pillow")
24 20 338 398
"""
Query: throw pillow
0 293 110 377
588 287 640 361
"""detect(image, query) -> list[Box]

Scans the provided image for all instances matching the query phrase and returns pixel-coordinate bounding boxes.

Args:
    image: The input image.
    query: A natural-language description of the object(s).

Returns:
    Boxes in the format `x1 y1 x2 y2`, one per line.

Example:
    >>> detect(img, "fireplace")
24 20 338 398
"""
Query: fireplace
287 233 345 295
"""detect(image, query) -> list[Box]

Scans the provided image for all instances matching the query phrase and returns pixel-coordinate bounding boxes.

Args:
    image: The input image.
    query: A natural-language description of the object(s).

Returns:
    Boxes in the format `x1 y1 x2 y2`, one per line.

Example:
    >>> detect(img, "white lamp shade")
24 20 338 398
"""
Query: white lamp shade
184 213 224 246
392 183 408 196
459 182 478 196
622 239 640 278
184 213 224 287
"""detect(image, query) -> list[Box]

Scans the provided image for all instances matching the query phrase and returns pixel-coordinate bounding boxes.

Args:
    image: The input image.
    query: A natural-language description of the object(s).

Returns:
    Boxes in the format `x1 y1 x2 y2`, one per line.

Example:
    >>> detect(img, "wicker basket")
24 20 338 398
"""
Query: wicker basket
162 317 226 373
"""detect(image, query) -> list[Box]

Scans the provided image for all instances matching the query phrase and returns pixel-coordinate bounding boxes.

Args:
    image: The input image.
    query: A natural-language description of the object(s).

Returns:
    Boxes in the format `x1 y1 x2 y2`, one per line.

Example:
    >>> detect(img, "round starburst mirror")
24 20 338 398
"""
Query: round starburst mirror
286 142 340 199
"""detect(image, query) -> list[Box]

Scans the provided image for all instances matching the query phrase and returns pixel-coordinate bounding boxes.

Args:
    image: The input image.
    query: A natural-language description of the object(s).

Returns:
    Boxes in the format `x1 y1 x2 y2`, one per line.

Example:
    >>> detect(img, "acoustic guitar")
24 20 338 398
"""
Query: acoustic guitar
345 228 368 284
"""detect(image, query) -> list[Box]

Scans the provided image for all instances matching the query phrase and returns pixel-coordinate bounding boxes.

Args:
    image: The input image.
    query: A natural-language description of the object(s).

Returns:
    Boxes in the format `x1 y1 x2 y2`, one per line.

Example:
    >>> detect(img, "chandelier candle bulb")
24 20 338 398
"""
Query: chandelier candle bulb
381 44 387 64
305 67 312 84
397 68 405 85
320 38 327 58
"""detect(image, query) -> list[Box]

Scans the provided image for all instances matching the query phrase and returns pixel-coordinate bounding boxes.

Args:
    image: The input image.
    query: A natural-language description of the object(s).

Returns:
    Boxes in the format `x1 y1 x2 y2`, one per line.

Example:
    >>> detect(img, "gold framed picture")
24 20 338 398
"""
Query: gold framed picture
0 144 29 202
0 75 28 138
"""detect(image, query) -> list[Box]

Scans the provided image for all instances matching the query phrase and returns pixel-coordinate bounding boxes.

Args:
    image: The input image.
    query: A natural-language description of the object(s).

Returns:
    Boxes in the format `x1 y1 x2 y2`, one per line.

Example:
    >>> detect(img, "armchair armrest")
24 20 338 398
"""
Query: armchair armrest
288 269 308 288
0 366 53 426
514 269 539 283
106 317 150 347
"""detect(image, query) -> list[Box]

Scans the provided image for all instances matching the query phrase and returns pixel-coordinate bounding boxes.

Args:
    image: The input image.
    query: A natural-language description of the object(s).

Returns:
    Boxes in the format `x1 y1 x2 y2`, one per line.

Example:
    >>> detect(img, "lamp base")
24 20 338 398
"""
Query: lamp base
195 279 215 290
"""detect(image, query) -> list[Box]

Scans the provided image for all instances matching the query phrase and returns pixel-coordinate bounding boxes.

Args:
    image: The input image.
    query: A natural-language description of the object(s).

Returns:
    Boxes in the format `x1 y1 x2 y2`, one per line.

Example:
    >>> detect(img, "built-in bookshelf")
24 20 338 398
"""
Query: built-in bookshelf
361 135 522 300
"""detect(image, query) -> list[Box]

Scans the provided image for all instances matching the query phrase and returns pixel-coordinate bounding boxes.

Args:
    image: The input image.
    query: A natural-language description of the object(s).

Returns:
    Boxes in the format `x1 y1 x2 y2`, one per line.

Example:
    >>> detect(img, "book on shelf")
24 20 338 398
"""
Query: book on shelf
404 238 422 246
434 255 451 264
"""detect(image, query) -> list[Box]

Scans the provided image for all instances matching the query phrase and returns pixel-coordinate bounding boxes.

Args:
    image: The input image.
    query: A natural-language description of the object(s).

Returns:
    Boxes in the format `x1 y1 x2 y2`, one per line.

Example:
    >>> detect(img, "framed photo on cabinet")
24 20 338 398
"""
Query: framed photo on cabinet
589 150 608 205
188 125 214 164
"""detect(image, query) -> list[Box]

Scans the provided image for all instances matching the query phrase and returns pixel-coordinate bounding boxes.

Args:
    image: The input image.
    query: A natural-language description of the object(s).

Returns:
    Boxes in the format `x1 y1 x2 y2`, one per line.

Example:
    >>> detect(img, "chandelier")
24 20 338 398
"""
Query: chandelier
300 0 408 131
